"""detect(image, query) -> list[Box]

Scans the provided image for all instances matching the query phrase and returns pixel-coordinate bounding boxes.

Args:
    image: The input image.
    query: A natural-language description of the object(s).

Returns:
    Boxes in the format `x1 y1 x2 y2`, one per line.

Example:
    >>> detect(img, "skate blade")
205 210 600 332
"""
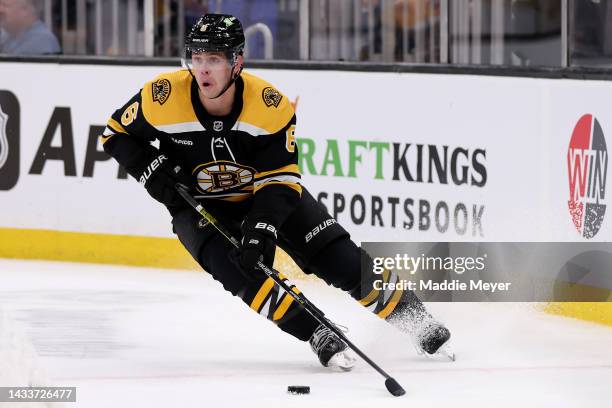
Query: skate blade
438 342 456 361
327 351 357 372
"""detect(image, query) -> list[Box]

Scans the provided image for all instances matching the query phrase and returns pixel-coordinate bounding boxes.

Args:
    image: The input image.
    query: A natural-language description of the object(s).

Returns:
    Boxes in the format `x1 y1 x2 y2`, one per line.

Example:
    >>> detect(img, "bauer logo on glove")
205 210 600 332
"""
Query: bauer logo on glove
254 222 277 238
235 219 278 271
139 154 167 185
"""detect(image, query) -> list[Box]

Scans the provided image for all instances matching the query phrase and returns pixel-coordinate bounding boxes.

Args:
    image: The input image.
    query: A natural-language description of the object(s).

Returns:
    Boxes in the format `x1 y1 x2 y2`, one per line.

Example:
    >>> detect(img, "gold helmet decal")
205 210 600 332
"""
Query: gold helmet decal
152 78 171 105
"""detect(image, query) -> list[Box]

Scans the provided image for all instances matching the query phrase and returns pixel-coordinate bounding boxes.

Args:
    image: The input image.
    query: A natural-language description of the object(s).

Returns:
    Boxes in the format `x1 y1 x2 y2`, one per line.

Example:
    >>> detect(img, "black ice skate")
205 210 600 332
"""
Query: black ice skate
309 324 356 371
414 320 455 361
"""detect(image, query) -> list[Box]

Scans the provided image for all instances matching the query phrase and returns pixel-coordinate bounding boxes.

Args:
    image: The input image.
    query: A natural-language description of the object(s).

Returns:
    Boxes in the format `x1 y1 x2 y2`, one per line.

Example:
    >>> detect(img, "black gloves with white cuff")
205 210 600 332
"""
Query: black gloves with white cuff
236 217 278 272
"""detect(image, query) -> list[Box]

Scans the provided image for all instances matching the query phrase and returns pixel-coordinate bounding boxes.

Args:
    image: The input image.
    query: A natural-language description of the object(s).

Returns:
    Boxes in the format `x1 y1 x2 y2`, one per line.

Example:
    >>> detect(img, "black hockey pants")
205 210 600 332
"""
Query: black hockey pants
171 188 364 341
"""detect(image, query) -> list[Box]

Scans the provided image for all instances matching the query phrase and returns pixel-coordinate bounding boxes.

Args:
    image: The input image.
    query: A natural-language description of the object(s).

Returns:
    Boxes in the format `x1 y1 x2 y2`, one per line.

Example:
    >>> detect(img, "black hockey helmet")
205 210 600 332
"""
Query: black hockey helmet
183 14 245 99
185 14 245 57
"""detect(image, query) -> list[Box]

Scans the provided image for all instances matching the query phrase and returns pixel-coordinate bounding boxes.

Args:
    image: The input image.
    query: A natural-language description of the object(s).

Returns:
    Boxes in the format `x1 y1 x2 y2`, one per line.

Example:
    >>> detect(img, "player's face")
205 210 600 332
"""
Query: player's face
189 51 242 98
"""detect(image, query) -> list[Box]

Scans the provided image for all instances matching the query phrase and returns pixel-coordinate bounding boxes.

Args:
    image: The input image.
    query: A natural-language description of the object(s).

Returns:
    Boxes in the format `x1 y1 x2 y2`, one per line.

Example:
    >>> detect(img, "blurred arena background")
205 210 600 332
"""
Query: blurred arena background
0 1 611 406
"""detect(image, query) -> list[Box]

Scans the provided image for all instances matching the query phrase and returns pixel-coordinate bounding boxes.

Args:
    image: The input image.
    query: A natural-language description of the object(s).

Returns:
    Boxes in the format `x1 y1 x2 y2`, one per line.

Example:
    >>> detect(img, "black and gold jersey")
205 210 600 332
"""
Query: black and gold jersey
101 70 301 225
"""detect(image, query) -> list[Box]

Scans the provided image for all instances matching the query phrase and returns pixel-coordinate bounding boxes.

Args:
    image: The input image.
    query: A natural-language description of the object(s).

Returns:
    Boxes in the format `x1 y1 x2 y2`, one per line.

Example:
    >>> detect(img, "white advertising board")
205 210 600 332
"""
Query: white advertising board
0 62 610 243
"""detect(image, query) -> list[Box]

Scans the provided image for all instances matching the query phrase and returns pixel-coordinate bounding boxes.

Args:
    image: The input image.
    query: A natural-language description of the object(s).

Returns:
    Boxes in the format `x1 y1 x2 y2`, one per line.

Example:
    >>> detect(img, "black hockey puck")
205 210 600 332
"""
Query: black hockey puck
287 385 310 395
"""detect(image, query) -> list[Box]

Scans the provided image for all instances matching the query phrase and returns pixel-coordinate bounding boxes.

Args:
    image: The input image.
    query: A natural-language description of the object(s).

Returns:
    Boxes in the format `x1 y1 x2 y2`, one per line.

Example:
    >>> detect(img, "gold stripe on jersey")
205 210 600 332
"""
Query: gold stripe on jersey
206 193 251 202
196 186 253 195
107 118 127 134
254 181 302 195
197 184 254 202
140 70 200 128
101 118 128 145
100 135 113 145
237 71 295 136
254 164 300 180
254 176 301 187
254 164 302 194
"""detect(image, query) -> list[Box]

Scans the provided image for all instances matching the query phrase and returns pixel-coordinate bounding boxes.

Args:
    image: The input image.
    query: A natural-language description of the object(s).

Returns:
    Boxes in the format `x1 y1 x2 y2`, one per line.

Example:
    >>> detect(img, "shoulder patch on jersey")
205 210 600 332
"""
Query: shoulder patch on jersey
141 70 198 129
238 71 294 135
262 87 282 108
152 78 171 105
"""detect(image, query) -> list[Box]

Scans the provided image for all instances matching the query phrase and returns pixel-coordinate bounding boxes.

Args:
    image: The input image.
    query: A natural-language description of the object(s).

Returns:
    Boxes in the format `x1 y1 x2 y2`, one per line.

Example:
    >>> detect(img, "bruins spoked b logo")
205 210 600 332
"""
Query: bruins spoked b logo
0 90 19 191
194 161 255 195
152 78 171 105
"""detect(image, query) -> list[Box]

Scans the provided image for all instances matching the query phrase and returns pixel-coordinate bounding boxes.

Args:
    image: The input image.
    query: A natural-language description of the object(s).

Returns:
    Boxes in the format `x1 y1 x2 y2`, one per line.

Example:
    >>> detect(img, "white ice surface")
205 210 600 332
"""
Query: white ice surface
0 259 611 408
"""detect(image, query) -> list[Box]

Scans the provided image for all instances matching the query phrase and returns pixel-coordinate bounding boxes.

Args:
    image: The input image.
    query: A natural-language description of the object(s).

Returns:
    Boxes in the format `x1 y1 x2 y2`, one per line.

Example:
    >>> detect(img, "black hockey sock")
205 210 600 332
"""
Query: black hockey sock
246 273 320 341
181 228 321 343
307 237 431 327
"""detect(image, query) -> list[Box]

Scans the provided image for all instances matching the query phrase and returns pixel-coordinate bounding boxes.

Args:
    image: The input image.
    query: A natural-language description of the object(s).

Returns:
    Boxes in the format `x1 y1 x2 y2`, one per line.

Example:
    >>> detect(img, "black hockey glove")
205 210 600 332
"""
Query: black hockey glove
235 219 278 272
138 153 191 207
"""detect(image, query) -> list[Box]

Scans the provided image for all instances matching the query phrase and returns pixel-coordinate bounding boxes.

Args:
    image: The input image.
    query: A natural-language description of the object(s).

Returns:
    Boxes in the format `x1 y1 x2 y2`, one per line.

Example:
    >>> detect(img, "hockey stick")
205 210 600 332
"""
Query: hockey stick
175 184 406 397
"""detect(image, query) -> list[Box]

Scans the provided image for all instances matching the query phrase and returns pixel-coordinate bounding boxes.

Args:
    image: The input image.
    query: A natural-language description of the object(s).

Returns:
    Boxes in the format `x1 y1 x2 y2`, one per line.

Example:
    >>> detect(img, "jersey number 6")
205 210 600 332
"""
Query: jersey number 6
121 101 140 127
285 125 296 153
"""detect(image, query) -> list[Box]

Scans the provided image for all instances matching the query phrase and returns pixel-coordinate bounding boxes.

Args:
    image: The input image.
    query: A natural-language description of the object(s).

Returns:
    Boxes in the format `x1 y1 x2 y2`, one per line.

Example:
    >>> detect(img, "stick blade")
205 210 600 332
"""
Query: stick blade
385 378 406 397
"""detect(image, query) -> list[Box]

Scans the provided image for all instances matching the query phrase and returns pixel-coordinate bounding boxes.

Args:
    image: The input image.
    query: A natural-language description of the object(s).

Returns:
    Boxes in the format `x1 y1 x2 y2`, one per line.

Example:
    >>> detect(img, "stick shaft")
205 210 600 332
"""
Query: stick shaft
176 186 401 384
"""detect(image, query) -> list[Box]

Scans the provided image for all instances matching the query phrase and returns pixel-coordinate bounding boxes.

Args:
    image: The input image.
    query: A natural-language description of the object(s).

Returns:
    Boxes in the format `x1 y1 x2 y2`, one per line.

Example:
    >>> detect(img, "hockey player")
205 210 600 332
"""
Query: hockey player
101 14 451 371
